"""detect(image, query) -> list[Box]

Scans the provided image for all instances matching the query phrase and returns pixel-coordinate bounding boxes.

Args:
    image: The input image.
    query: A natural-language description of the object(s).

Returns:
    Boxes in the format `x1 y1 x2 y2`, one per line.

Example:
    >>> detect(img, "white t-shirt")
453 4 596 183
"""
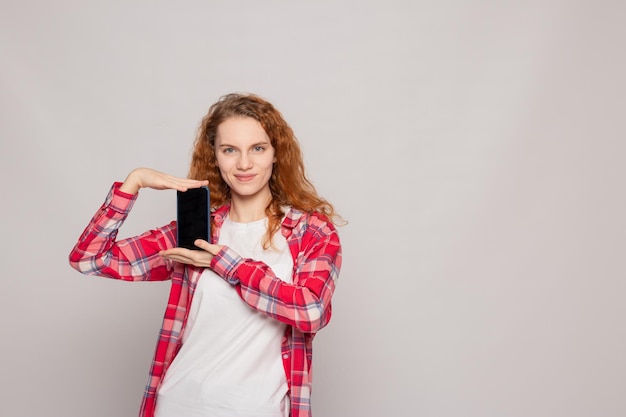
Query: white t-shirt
155 216 294 417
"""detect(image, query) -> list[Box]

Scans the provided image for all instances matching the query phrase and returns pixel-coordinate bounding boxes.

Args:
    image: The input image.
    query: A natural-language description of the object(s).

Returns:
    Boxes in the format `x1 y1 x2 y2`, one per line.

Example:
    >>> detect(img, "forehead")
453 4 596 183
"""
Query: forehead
215 117 270 145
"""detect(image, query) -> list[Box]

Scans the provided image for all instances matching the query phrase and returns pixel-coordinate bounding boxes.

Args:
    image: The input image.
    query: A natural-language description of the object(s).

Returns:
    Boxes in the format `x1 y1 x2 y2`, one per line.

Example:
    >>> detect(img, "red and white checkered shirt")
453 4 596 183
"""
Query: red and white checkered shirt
69 182 342 417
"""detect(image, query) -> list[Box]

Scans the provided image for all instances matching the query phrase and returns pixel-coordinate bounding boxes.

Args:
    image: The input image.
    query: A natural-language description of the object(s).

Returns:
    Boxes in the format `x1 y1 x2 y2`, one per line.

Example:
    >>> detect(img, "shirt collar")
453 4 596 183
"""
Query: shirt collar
211 203 305 230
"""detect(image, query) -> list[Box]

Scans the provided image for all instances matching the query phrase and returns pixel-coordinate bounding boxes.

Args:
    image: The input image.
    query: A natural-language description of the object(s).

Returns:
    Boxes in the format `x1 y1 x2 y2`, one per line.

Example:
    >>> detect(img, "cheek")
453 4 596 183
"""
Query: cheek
215 156 230 172
262 157 275 173
267 150 277 167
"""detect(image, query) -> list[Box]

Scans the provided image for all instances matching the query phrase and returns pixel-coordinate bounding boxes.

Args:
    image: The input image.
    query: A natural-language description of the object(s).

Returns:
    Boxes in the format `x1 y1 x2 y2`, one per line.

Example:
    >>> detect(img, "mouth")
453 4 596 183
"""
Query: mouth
234 174 256 182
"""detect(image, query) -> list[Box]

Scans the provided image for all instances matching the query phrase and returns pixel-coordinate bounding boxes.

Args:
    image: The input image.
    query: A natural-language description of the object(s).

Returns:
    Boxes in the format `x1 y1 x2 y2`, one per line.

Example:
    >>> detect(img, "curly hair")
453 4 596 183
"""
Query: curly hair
188 93 338 248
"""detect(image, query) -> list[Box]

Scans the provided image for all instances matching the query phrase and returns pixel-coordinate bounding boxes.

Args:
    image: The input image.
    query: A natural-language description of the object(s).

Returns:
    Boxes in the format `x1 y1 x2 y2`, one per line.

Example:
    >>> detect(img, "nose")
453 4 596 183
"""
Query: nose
237 152 253 170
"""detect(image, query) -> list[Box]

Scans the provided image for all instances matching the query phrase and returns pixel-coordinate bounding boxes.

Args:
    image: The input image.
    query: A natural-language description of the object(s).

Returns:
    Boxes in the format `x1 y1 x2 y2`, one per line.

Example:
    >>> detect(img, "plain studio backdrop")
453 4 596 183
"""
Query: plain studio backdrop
1 1 624 416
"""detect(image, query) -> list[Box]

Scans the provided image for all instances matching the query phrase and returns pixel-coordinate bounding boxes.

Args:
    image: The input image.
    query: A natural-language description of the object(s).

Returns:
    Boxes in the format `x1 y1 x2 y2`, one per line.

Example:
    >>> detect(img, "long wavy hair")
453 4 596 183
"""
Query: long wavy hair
188 93 338 248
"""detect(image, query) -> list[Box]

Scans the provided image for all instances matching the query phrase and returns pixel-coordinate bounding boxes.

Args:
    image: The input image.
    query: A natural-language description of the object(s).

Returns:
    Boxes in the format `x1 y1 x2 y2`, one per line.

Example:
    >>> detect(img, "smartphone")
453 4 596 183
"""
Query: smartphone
176 186 211 250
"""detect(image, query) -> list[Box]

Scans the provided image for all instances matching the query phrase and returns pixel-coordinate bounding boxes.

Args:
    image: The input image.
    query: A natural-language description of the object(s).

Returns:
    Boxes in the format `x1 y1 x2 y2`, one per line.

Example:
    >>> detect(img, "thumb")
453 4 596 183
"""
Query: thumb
194 239 221 255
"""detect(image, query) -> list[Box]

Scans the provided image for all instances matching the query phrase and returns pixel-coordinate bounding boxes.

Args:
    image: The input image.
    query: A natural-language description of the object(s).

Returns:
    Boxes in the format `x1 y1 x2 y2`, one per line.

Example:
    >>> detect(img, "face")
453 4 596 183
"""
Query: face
214 117 276 202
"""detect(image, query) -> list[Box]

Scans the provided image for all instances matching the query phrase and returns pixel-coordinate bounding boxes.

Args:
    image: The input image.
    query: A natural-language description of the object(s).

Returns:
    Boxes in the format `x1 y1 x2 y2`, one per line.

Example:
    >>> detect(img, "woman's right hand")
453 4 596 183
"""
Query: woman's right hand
119 167 209 195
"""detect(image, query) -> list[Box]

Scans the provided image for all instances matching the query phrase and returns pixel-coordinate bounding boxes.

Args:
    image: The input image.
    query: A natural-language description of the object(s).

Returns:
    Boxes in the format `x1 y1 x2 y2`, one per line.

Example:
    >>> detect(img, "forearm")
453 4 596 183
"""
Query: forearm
68 182 174 281
211 239 341 333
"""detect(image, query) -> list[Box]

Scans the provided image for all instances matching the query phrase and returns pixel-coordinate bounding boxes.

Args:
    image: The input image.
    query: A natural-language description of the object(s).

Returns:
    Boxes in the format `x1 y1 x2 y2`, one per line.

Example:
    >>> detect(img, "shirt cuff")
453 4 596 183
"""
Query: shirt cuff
210 246 244 285
105 182 139 214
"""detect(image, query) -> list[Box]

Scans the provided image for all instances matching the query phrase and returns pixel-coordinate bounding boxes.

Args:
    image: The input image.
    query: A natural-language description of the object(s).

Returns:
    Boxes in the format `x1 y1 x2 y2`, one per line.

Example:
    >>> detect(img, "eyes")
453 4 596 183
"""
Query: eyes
220 145 268 155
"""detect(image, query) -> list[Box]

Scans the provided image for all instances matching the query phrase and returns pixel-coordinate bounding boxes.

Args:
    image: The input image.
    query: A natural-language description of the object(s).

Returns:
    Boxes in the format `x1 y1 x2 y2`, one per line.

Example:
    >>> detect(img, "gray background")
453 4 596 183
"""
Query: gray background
1 1 625 416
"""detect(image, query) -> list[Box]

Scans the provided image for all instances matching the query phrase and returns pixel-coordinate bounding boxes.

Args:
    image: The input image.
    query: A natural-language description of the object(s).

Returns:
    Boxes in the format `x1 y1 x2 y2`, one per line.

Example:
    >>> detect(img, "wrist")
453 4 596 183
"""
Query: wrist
120 171 141 194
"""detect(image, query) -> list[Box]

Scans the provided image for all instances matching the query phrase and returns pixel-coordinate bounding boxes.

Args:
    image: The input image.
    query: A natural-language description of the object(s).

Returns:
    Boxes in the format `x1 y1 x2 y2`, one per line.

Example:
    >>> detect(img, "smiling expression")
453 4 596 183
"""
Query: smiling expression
214 117 276 203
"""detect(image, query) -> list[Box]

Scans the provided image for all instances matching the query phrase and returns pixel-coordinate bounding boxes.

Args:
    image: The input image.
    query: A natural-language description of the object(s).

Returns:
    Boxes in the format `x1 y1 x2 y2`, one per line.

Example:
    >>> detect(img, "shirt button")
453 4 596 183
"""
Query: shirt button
283 354 290 359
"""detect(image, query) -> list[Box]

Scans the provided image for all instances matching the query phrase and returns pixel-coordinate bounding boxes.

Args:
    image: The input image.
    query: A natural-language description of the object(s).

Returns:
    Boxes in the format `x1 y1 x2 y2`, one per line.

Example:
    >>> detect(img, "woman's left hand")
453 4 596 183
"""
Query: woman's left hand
160 239 224 268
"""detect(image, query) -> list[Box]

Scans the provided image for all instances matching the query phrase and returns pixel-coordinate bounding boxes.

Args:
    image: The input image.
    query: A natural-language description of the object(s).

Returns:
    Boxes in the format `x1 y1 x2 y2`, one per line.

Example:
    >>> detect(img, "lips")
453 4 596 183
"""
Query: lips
234 174 256 182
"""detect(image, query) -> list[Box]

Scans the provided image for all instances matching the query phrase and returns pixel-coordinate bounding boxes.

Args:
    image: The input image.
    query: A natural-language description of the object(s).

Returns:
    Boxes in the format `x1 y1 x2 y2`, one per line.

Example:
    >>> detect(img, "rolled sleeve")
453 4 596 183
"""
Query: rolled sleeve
108 181 139 214
210 246 244 284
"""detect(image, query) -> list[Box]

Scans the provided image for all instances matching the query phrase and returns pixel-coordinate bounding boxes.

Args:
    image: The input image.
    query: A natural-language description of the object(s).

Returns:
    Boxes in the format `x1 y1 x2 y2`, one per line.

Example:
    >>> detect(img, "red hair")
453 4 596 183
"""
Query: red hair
188 93 338 248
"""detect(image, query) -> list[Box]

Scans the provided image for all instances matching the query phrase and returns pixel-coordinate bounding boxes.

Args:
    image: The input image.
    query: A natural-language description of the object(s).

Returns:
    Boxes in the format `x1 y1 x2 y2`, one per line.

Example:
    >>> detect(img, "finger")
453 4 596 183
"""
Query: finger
171 178 210 192
159 249 187 260
193 239 211 251
161 246 214 262
160 247 197 258
161 253 213 268
160 251 197 263
194 240 223 255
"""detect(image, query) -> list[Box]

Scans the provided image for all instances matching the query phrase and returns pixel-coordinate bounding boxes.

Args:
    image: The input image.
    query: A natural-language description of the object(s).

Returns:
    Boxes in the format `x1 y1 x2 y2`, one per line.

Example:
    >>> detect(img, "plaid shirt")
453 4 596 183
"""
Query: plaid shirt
68 182 342 417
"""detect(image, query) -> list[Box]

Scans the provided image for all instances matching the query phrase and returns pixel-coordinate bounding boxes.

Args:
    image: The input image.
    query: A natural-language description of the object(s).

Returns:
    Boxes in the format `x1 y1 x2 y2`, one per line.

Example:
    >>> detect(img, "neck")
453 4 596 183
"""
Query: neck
228 191 272 223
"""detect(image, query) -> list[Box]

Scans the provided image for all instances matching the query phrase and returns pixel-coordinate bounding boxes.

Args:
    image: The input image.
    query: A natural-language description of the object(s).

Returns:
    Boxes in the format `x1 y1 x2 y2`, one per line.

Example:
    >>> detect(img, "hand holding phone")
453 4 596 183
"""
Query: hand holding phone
176 186 211 250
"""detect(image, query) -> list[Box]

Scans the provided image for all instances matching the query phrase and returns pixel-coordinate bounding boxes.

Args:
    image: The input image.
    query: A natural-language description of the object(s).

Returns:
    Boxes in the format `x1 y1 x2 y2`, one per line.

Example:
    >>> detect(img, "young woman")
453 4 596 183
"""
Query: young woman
69 93 342 417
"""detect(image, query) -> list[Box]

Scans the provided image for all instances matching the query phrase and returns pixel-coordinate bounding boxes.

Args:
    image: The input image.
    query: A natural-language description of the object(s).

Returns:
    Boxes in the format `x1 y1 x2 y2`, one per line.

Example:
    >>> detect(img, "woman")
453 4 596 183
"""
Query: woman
69 93 342 417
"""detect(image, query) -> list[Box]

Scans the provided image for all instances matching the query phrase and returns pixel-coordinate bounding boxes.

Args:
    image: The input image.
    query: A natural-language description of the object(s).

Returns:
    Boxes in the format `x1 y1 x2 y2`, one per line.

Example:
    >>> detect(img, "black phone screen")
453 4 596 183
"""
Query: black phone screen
176 186 210 250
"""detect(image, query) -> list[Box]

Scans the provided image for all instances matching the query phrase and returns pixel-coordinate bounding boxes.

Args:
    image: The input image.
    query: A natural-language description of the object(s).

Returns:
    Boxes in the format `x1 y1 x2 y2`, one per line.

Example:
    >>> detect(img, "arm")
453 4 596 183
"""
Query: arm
211 214 342 334
68 168 209 281
68 182 176 281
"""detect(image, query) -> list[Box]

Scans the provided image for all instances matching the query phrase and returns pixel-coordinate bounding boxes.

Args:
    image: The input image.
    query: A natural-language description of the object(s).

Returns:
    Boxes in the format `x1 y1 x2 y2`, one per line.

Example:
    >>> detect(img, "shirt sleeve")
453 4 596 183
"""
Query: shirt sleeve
68 182 177 282
210 214 342 334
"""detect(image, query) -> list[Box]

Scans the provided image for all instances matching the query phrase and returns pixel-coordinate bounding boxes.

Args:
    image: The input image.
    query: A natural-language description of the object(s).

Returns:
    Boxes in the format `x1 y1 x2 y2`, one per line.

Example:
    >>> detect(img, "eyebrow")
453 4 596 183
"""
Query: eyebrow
217 140 271 149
